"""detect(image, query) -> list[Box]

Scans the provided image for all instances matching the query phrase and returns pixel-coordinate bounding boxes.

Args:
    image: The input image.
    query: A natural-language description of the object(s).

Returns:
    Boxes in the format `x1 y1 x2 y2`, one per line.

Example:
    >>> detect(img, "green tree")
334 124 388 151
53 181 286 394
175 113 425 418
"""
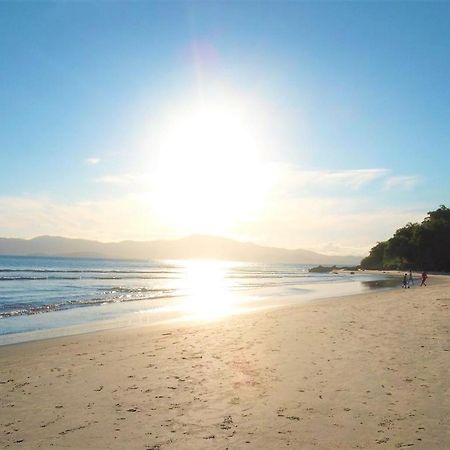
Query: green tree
360 241 387 269
418 205 450 271
385 222 420 268
360 205 450 271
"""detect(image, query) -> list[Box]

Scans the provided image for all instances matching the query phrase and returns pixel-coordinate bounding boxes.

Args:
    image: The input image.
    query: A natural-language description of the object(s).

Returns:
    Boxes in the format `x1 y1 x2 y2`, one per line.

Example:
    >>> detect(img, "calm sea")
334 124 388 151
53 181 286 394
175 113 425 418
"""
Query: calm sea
0 255 396 344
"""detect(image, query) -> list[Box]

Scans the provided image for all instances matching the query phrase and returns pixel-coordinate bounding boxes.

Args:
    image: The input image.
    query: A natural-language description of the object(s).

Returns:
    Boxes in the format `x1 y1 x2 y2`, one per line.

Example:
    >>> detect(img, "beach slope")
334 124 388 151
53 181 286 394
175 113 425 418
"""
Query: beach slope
1 277 449 449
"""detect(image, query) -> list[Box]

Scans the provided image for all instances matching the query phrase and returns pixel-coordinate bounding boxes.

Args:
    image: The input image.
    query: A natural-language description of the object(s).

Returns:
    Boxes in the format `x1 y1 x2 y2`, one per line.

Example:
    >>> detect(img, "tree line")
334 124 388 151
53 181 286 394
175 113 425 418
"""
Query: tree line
360 205 450 272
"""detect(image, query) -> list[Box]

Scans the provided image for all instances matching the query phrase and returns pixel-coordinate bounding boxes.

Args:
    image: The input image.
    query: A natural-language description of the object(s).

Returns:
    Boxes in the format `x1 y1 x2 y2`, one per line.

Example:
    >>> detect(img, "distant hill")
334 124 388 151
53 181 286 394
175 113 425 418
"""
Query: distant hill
0 235 361 265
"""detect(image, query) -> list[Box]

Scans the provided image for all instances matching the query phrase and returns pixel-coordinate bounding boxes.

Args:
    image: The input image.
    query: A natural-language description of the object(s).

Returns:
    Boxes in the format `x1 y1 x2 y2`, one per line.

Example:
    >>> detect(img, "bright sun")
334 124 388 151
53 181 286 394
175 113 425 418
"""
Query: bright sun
152 95 272 234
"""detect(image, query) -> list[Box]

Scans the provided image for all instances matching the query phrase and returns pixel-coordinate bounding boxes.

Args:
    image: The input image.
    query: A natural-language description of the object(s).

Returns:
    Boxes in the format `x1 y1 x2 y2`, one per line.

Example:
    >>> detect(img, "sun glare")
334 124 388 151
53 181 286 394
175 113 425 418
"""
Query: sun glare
151 95 273 235
180 260 237 320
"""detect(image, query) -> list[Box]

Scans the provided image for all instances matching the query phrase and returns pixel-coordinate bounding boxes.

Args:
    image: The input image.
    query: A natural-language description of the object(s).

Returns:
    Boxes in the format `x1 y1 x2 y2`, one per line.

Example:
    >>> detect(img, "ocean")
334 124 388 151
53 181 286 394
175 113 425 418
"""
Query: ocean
0 255 396 344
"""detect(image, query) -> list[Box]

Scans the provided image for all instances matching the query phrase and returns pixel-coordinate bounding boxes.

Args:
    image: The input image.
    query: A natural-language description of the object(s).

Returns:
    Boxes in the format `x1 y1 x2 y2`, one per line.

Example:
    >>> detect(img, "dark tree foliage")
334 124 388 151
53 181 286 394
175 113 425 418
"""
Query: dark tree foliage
361 205 450 271
360 241 387 270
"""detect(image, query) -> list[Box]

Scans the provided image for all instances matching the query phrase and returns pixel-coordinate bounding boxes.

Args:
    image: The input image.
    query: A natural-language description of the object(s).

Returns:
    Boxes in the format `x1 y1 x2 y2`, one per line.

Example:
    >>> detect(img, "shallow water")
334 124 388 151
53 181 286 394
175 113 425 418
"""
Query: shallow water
0 256 394 344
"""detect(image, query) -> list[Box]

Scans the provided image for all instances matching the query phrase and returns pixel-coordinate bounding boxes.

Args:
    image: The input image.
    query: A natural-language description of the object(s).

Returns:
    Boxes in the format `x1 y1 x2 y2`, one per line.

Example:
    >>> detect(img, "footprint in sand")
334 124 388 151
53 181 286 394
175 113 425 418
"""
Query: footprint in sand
286 416 300 421
220 416 234 430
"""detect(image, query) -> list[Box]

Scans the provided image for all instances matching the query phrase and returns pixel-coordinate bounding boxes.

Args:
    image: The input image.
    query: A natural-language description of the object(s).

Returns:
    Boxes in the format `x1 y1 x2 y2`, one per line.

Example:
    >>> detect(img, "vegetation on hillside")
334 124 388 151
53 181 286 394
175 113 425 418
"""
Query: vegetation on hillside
360 205 450 272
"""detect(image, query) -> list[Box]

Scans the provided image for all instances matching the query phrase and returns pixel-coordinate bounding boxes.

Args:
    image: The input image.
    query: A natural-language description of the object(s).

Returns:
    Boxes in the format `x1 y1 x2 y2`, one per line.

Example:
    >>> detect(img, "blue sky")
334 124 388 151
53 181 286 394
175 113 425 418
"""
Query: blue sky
0 2 449 255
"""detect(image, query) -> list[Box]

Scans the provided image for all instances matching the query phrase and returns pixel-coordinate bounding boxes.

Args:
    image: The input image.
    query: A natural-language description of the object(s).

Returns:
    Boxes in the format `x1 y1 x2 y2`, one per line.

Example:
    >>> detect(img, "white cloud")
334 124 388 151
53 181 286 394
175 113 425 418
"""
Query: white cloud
313 242 371 257
272 165 391 195
0 165 427 256
94 173 147 186
384 175 421 191
237 196 427 255
0 195 170 242
304 168 389 189
84 157 101 165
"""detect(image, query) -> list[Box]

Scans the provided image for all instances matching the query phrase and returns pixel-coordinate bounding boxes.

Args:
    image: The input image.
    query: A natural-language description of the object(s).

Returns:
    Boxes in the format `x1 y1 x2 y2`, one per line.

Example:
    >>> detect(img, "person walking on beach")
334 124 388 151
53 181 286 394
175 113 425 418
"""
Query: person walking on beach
420 271 428 286
409 270 414 287
403 273 408 288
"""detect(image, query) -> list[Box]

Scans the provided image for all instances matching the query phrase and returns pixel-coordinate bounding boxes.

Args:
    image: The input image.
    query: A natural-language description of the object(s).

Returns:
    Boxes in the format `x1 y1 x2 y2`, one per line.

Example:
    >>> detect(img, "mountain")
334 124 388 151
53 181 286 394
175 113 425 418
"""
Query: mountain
0 235 361 265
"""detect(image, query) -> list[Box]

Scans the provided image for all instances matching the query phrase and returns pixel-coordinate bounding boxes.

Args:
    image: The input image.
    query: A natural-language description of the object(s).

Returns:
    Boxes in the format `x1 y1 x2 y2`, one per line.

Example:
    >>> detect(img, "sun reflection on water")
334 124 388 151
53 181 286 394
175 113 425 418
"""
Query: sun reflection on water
180 260 238 320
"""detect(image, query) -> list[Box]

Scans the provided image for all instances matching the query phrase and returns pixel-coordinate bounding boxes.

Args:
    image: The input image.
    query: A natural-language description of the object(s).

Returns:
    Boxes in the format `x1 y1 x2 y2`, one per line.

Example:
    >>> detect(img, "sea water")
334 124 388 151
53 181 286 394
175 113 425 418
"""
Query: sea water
0 255 396 344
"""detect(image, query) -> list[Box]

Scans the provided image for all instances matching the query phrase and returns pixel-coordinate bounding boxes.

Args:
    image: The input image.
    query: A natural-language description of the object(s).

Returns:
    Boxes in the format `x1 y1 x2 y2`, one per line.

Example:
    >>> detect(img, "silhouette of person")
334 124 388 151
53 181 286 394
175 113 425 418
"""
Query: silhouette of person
420 271 428 286
409 270 414 287
403 273 408 288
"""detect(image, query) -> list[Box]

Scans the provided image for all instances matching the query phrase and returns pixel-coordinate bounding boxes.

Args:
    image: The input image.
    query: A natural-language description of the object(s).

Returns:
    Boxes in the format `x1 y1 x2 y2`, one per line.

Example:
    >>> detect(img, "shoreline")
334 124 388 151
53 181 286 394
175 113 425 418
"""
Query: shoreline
1 275 449 448
0 272 402 347
0 280 401 350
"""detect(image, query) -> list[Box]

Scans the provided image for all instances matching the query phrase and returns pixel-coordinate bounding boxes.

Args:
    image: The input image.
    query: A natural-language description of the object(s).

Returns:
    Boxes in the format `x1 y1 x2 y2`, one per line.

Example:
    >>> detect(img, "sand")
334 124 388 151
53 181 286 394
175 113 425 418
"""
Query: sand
1 275 449 449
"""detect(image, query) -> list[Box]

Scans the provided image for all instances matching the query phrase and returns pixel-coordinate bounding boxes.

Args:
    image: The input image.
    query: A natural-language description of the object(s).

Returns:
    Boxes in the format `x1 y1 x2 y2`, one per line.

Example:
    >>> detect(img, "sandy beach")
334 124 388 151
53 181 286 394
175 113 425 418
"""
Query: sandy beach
1 275 449 449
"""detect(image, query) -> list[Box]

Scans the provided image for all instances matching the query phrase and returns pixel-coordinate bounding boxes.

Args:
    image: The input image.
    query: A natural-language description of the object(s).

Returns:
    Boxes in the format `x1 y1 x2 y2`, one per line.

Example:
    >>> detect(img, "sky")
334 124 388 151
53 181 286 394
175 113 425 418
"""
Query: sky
0 2 449 256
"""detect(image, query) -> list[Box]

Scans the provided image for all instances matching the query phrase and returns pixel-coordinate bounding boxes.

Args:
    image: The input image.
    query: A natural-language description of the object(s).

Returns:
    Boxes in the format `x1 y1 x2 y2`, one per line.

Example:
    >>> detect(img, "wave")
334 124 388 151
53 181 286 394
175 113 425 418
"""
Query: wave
0 261 339 321
0 268 180 274
0 276 49 281
0 289 180 318
0 275 179 281
227 273 307 279
102 286 177 294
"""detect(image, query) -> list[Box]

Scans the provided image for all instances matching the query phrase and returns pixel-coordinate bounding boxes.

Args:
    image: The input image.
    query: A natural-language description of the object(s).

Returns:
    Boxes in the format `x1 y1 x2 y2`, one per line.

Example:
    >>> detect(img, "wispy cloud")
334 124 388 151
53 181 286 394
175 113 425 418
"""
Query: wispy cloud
248 195 428 254
313 168 390 189
84 157 101 165
0 195 168 242
94 173 147 186
0 162 427 256
384 175 422 191
274 165 391 194
0 193 429 256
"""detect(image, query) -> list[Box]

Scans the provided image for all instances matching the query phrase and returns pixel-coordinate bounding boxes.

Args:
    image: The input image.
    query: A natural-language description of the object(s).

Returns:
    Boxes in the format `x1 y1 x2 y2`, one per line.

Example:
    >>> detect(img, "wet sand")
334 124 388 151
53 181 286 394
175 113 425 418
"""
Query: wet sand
1 275 449 449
